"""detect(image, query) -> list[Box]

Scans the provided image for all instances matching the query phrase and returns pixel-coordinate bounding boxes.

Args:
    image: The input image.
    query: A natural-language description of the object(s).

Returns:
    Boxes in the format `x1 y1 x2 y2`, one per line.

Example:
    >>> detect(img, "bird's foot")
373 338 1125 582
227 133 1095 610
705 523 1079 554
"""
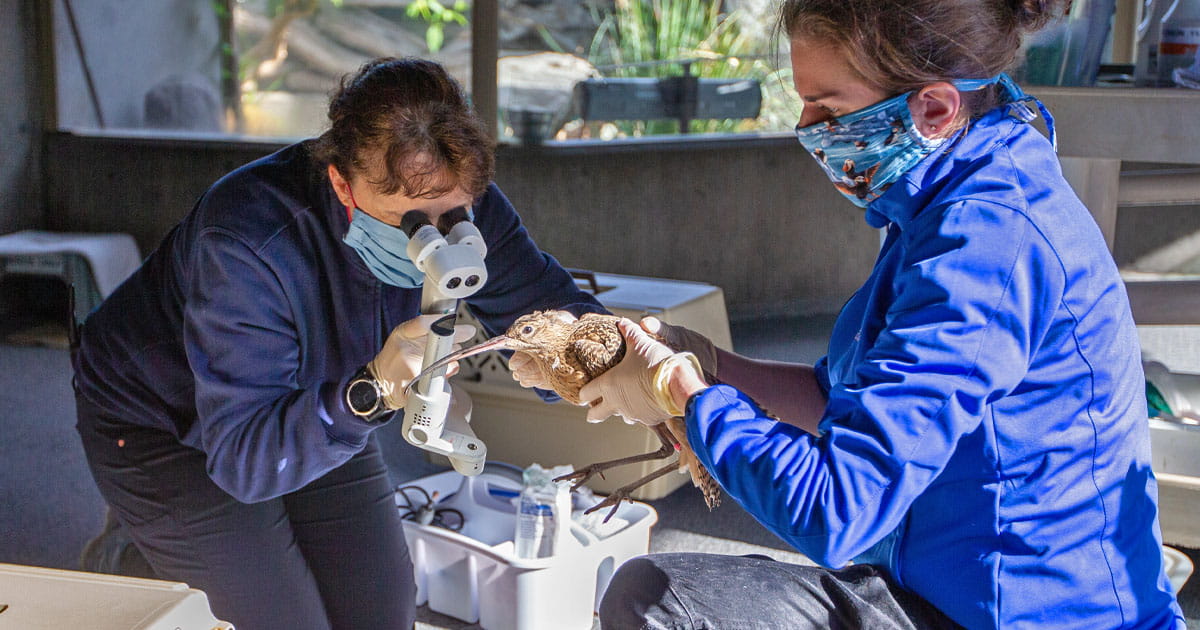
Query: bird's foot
553 466 608 493
579 460 681 523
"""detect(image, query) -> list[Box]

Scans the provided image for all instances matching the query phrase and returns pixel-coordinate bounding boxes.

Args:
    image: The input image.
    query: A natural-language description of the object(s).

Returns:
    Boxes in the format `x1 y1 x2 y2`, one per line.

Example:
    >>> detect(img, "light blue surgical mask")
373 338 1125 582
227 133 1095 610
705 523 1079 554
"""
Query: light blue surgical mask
343 208 424 288
794 73 1053 208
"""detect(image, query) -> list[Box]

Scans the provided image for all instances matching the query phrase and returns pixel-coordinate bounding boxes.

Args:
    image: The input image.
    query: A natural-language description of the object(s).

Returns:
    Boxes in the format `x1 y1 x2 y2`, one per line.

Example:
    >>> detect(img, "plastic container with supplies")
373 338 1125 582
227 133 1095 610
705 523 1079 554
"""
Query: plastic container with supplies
396 463 657 630
1144 359 1200 548
0 563 233 630
1144 359 1200 422
1157 0 1200 85
452 270 733 500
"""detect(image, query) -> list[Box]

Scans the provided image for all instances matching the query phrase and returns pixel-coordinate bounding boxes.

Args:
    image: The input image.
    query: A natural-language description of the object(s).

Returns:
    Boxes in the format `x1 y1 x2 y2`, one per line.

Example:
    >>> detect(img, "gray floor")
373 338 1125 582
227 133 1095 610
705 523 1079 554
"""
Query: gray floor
1 313 1197 629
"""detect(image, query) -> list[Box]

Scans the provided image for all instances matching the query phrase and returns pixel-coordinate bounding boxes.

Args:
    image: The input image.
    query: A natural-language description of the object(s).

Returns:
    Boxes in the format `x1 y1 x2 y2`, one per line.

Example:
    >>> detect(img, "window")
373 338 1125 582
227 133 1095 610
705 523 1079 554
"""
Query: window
495 0 799 142
51 0 799 142
53 0 474 138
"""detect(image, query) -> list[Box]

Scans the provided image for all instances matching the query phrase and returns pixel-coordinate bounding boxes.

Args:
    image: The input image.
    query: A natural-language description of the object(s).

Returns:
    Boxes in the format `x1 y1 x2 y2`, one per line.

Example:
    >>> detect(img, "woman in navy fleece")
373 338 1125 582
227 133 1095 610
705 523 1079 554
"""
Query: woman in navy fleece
72 58 600 629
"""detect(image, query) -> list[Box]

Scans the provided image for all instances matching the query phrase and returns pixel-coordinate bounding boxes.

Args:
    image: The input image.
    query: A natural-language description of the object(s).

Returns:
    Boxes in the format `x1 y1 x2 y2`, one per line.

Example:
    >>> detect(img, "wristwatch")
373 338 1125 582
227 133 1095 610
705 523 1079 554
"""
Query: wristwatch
345 365 392 423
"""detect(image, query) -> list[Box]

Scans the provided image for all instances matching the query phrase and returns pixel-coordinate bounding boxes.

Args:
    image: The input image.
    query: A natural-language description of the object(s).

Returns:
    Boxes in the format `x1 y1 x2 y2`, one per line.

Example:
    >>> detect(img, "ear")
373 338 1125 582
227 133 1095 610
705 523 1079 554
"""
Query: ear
908 82 961 138
327 164 354 208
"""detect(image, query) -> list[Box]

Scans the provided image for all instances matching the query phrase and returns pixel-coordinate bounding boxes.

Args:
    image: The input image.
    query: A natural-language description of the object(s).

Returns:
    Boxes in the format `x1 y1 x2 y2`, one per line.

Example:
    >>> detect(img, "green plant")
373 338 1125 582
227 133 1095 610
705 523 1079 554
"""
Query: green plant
586 0 783 137
407 0 469 53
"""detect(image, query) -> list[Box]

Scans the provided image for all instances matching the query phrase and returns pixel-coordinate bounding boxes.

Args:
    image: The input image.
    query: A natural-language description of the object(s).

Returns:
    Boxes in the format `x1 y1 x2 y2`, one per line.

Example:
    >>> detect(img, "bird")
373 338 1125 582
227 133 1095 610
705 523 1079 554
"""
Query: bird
407 310 722 520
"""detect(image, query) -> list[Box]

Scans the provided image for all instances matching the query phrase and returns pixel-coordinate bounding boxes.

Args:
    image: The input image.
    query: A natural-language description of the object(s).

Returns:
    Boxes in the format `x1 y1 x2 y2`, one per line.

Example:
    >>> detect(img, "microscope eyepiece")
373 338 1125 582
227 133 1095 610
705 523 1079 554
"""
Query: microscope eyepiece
400 210 433 238
437 207 472 234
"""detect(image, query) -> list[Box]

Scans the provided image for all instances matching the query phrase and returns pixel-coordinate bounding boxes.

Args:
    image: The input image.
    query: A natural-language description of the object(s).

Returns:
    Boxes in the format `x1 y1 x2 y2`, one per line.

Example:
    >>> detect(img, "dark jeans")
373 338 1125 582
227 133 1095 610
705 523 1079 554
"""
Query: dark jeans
599 553 962 630
76 396 415 630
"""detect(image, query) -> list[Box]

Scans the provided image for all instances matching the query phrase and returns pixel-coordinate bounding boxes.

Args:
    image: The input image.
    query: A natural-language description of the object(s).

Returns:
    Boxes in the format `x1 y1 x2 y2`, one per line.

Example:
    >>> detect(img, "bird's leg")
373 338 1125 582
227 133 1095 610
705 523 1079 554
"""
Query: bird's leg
555 424 681 523
554 423 678 492
585 459 678 523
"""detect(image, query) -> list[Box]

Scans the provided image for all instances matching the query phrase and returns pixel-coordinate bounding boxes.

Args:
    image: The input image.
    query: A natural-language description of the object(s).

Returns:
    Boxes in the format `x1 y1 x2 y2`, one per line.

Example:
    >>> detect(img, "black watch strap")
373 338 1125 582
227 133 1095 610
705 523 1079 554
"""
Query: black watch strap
345 365 392 423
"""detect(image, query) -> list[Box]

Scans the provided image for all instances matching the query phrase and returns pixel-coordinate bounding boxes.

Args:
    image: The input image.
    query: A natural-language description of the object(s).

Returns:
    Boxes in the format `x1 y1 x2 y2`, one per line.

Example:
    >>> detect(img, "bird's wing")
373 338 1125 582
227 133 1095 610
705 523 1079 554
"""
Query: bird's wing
568 318 625 378
572 338 620 378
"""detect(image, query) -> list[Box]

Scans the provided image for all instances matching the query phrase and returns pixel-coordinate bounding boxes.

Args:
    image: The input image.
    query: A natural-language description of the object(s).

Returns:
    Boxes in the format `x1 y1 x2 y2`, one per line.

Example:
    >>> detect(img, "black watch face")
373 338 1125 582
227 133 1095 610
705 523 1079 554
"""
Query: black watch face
348 379 379 414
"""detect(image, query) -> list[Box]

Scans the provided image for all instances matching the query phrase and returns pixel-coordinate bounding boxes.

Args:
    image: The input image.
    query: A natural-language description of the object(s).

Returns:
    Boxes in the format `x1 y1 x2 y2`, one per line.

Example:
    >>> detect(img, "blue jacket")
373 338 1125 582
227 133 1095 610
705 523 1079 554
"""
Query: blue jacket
687 108 1185 629
74 141 602 503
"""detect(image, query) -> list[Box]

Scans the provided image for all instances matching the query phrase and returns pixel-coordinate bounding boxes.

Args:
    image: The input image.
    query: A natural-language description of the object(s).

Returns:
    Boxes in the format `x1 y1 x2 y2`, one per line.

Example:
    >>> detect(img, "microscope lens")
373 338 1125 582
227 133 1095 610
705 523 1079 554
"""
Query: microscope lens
446 277 462 290
465 275 480 287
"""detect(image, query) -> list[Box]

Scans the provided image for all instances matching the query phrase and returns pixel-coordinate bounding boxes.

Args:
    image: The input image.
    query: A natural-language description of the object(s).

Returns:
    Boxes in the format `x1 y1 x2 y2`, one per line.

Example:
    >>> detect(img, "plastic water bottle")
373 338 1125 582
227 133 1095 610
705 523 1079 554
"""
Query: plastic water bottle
1135 0 1172 85
514 486 557 558
513 464 573 559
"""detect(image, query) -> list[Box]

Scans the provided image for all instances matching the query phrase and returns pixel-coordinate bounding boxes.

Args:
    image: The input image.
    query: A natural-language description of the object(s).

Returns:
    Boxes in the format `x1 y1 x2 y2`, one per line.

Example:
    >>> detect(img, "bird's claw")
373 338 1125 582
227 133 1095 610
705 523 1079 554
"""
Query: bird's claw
582 492 630 523
554 466 606 493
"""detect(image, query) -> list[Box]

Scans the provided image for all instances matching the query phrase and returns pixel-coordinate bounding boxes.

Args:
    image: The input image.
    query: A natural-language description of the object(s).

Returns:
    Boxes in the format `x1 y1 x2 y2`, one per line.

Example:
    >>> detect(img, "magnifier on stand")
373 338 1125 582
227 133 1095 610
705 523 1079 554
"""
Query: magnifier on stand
400 208 488 476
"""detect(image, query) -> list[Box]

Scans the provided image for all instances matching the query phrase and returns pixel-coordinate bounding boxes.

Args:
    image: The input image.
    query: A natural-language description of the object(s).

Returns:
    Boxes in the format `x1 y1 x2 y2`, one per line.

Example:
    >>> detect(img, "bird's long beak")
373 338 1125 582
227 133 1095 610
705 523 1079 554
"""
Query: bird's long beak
403 335 513 397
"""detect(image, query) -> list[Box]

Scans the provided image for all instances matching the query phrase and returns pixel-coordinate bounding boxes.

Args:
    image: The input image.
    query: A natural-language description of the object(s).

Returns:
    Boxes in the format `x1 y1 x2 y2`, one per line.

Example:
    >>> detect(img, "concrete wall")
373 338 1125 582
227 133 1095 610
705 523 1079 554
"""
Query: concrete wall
43 132 881 320
493 139 879 318
0 0 42 233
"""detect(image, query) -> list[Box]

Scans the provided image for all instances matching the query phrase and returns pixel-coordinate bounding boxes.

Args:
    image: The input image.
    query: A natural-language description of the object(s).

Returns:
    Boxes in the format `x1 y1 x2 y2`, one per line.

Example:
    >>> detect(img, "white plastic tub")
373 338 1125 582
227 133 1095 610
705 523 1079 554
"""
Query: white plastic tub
0 563 232 629
397 467 657 630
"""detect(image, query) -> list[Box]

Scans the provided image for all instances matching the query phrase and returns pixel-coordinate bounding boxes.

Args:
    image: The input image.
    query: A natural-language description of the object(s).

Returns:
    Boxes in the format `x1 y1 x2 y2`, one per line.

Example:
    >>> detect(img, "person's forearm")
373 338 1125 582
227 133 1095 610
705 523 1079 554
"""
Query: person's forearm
707 348 826 434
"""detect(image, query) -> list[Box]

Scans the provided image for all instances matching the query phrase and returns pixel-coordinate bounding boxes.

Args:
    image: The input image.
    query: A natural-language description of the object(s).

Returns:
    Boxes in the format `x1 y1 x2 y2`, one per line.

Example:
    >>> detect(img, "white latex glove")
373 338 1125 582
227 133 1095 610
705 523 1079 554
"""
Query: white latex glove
509 351 552 390
641 316 717 378
368 314 476 410
578 319 678 426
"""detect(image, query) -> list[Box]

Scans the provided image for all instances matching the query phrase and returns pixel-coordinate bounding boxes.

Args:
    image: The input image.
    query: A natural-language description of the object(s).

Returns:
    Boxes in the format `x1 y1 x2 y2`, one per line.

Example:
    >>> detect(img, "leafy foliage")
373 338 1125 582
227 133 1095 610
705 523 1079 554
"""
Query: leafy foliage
585 0 794 137
406 0 470 53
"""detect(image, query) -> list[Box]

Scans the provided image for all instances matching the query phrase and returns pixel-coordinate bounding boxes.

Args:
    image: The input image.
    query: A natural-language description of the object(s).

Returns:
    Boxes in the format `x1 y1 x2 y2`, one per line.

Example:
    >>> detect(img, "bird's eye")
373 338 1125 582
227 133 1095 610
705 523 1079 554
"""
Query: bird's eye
522 325 534 335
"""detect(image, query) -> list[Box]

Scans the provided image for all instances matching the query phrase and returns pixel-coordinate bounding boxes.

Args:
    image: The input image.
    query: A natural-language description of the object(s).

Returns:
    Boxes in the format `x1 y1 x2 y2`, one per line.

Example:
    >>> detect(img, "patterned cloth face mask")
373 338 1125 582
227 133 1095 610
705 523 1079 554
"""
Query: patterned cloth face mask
794 73 1053 208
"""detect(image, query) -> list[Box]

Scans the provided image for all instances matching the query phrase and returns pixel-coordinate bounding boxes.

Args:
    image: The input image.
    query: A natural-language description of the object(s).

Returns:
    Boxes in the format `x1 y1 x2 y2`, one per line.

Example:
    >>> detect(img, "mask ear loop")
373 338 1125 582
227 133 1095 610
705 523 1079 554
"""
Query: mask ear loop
346 187 359 223
951 73 1058 152
994 74 1058 152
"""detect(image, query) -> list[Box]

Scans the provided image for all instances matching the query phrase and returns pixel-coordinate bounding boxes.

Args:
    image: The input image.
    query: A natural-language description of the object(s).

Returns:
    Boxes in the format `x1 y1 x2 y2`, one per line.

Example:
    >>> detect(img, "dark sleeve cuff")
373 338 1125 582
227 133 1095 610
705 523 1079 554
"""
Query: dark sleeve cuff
318 376 392 446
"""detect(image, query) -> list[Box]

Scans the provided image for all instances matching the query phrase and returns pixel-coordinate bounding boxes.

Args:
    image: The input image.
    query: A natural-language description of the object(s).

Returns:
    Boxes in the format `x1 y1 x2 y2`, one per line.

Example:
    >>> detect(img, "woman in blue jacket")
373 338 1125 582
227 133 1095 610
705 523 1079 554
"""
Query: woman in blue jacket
72 57 601 630
579 1 1186 628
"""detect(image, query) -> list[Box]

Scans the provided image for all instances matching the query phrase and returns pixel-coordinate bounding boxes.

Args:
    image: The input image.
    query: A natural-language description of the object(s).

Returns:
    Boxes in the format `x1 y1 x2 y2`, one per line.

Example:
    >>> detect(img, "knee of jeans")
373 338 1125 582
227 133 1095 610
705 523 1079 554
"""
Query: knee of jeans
600 556 672 625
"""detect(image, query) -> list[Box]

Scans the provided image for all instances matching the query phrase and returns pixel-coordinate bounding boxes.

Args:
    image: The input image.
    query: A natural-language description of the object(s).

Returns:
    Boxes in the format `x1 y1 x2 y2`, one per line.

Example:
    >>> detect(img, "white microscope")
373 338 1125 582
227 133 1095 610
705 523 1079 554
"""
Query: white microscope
399 208 488 476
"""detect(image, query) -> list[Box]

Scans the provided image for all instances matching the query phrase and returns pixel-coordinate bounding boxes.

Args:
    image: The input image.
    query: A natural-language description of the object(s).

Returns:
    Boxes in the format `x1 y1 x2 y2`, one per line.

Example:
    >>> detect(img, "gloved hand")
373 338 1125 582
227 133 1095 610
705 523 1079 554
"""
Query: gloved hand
509 351 551 390
368 314 476 410
641 317 717 378
579 319 693 426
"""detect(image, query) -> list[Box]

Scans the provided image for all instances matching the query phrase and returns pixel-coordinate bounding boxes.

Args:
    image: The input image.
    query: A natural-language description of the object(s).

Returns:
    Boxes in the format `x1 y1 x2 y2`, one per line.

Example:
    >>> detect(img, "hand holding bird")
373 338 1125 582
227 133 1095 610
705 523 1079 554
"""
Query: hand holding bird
407 310 721 520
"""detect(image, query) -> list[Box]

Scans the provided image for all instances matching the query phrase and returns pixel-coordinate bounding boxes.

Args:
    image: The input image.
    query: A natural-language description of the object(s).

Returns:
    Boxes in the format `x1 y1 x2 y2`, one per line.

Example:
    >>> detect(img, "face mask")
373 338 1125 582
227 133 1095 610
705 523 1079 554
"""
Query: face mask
794 73 1043 208
343 208 425 288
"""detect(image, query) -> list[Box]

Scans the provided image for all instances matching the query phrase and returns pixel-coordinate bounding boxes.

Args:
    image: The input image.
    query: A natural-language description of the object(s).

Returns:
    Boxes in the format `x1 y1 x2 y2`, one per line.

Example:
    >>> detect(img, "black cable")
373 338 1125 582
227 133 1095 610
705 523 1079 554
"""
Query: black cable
396 484 465 532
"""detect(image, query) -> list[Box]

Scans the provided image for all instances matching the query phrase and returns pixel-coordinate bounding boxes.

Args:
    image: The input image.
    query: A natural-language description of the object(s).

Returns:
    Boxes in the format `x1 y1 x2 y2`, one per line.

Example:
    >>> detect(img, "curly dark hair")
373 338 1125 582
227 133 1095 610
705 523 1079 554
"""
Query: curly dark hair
777 0 1071 117
311 57 495 199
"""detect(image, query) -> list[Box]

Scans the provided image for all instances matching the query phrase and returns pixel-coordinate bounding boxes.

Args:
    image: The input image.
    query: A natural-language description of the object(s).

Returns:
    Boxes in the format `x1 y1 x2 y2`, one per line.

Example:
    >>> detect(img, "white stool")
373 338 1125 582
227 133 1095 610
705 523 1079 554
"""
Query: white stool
0 230 140 330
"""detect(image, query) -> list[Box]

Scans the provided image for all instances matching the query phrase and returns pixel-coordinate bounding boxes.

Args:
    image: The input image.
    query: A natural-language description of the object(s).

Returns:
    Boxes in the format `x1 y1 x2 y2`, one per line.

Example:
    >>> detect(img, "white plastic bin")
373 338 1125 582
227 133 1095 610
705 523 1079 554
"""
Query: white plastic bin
397 467 657 630
1144 359 1200 422
0 563 232 629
